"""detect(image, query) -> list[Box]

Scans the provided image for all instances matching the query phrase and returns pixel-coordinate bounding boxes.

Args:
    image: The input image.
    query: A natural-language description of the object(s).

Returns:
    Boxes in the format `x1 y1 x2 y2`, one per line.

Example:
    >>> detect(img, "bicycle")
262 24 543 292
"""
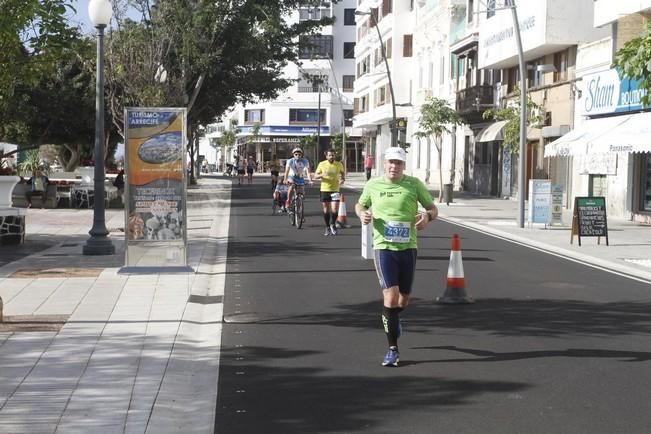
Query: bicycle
288 184 305 229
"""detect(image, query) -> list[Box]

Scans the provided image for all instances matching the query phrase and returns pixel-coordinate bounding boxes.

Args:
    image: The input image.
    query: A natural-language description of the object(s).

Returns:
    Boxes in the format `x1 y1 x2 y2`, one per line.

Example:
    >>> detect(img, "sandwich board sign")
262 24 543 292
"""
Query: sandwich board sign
571 196 609 246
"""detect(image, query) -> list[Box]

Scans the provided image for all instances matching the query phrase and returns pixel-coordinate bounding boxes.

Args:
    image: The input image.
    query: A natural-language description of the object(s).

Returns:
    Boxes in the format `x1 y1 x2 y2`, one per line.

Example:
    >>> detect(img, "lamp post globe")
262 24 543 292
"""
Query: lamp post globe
88 0 112 26
83 0 115 255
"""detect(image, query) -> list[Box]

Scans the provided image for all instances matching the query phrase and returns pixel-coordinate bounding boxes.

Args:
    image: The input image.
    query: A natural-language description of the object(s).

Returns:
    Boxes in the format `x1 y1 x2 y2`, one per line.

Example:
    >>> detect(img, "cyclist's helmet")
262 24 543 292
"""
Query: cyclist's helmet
292 147 303 155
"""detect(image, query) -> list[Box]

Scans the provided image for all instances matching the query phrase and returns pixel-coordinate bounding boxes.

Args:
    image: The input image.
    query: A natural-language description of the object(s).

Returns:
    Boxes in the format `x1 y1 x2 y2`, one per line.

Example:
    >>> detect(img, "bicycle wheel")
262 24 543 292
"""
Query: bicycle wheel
296 195 304 229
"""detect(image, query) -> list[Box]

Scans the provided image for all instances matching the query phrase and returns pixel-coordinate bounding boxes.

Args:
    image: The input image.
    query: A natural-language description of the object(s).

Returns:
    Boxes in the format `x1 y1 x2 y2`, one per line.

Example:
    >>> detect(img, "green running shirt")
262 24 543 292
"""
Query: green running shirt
358 175 434 250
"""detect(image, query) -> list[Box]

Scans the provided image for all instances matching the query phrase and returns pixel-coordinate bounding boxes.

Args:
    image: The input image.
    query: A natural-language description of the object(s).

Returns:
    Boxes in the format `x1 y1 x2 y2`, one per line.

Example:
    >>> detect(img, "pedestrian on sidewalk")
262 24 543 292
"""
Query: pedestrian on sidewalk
355 147 438 367
364 154 374 181
236 156 245 185
25 168 49 208
246 156 256 184
314 149 345 236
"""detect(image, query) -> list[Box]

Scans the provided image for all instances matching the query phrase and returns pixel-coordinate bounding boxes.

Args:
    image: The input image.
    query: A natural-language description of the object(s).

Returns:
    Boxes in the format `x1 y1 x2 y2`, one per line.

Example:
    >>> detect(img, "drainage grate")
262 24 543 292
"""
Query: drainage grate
188 294 223 305
10 268 103 278
61 243 79 247
0 315 68 332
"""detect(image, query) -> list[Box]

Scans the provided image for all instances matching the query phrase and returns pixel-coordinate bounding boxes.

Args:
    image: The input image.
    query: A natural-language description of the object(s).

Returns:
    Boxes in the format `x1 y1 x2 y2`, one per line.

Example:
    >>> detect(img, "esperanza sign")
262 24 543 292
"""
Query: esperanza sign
581 68 647 116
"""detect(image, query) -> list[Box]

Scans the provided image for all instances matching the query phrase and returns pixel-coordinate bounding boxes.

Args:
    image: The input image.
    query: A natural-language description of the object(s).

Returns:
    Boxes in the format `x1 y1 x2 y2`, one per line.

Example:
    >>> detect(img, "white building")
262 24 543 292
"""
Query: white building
545 0 651 221
352 0 416 172
468 0 608 201
201 0 361 173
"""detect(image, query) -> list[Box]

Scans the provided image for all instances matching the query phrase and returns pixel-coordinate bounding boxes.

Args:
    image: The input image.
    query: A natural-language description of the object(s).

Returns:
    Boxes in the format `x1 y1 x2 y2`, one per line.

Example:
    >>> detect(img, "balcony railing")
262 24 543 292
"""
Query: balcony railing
456 85 494 115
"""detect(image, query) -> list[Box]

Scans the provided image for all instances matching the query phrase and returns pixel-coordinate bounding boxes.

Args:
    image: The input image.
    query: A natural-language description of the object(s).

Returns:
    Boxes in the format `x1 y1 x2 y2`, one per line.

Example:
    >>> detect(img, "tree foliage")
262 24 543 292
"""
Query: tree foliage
106 0 333 139
482 87 543 155
613 20 651 106
0 0 81 147
414 97 462 193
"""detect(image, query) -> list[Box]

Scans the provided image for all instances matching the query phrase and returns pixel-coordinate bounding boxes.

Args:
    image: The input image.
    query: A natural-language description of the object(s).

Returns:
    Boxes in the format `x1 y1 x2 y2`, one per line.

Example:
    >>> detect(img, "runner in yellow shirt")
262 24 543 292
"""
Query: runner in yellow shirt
314 149 346 236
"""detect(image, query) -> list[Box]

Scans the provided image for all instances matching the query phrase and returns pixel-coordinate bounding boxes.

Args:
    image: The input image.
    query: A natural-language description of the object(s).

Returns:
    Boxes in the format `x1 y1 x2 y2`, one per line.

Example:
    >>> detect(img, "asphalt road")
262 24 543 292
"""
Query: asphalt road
215 177 651 434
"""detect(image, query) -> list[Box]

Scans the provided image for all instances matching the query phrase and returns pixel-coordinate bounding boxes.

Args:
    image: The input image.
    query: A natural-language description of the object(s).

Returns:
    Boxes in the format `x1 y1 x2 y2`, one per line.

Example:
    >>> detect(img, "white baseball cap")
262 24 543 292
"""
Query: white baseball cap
384 147 407 162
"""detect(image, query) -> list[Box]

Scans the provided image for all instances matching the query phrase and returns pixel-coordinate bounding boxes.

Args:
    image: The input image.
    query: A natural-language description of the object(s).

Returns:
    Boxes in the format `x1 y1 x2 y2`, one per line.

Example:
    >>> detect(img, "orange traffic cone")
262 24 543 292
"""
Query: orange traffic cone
436 234 474 304
335 193 351 229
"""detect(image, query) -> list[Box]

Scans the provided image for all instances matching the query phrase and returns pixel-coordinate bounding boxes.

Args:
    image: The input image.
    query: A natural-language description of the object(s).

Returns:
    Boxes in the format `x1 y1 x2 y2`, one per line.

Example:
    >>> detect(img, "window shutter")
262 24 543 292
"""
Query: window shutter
403 34 412 57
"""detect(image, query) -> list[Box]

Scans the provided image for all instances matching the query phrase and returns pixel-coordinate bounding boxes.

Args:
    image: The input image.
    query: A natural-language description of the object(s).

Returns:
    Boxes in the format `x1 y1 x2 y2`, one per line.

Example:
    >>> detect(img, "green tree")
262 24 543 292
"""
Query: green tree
414 97 462 200
300 134 317 167
613 20 651 106
214 119 239 171
105 0 334 177
482 88 543 155
0 0 81 147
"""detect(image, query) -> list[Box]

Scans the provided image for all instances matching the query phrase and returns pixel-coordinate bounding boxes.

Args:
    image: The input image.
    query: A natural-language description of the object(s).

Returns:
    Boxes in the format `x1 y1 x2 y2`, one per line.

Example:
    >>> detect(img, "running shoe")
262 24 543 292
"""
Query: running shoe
329 224 337 235
323 227 331 236
382 347 399 367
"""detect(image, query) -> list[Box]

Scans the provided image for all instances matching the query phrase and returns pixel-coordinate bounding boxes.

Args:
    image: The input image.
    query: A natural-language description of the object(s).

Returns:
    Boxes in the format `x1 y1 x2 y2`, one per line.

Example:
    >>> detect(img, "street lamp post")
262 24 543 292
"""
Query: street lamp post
506 0 527 228
325 57 348 168
355 10 398 147
83 0 115 256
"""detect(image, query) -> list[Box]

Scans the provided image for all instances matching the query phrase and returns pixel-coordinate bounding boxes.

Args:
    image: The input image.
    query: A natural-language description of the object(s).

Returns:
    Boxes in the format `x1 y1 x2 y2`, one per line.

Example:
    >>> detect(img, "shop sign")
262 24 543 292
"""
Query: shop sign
581 69 647 116
238 125 330 135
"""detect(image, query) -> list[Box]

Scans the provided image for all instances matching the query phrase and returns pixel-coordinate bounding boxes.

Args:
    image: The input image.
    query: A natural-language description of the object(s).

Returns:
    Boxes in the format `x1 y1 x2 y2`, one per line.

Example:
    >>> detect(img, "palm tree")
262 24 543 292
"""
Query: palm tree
414 97 462 201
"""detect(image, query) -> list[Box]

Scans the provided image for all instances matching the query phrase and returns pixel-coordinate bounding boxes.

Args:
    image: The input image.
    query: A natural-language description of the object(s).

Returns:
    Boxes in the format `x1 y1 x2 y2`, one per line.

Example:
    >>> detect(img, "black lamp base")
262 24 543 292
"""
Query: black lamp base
82 236 116 255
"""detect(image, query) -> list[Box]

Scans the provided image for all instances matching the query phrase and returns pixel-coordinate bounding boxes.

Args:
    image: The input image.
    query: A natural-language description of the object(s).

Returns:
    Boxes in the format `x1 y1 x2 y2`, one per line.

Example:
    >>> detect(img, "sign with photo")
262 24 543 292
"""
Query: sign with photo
123 107 189 270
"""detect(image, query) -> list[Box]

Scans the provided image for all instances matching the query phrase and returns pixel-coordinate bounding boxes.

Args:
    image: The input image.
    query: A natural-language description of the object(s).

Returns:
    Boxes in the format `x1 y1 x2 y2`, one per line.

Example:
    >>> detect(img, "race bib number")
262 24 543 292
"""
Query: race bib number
331 192 341 201
383 221 410 243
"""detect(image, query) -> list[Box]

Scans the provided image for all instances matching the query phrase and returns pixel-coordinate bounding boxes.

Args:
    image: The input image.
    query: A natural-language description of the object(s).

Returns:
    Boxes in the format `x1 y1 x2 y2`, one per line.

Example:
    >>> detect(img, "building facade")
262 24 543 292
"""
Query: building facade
201 0 362 172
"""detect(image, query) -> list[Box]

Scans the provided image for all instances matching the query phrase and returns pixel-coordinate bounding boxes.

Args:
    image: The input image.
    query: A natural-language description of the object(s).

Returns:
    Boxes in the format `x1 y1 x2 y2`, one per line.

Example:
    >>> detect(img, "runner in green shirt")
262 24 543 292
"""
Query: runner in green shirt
355 147 438 367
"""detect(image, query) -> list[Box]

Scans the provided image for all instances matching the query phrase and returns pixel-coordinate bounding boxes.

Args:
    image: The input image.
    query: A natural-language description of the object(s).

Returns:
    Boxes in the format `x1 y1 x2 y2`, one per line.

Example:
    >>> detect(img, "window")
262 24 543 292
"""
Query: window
244 109 264 123
342 75 355 92
381 0 392 18
299 35 334 59
486 0 496 18
289 109 326 123
376 85 387 106
298 7 331 21
507 66 519 94
468 0 474 22
343 109 354 126
527 57 545 88
344 8 356 25
403 34 413 57
343 42 356 59
640 154 651 211
554 50 568 82
386 37 392 58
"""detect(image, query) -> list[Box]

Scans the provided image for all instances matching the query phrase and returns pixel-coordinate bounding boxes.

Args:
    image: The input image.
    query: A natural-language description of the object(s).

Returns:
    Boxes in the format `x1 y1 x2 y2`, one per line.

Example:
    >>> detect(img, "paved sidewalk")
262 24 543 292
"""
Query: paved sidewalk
344 172 651 283
0 178 230 433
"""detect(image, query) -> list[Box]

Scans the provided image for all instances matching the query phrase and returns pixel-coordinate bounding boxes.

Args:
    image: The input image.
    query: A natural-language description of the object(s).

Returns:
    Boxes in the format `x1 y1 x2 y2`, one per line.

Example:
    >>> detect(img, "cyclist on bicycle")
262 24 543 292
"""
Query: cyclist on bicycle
283 147 313 210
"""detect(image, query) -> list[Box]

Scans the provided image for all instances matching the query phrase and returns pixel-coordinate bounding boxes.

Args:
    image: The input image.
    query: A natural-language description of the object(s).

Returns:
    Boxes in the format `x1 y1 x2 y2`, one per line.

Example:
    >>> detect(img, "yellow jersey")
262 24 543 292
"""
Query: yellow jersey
315 160 345 192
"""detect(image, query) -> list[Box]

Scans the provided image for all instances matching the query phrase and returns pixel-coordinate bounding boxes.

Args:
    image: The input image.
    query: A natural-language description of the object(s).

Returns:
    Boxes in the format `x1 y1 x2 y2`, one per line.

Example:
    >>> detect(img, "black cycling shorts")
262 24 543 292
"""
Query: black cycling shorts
320 191 342 203
374 249 417 294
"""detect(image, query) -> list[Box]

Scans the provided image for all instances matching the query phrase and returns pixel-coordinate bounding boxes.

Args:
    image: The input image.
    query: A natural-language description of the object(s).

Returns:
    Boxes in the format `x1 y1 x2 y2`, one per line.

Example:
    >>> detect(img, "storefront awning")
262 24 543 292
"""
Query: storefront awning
544 115 633 157
476 121 507 142
587 112 651 154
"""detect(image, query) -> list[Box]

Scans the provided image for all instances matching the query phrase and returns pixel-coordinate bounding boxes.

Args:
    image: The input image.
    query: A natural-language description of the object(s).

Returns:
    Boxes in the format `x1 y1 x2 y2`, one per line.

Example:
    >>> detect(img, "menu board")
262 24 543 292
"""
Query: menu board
571 196 609 246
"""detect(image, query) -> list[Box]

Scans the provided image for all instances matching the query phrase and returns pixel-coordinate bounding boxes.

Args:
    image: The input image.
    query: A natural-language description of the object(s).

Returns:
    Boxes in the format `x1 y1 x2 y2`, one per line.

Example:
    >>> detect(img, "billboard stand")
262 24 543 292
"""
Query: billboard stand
118 107 193 274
